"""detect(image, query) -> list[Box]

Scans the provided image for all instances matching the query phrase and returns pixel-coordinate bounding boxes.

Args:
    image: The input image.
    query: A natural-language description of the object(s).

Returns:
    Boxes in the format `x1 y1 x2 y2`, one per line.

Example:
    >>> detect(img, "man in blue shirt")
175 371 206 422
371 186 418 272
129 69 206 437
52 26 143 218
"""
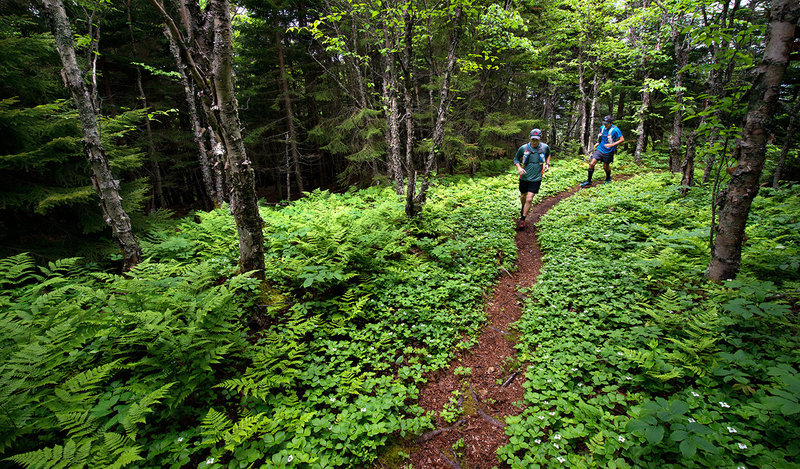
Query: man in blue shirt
581 115 624 187
514 128 551 229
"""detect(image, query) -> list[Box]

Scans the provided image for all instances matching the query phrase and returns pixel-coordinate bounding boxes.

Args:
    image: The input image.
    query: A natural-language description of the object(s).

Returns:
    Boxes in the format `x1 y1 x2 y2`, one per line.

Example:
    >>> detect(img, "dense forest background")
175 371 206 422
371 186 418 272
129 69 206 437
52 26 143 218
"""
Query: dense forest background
1 0 799 468
1 0 797 263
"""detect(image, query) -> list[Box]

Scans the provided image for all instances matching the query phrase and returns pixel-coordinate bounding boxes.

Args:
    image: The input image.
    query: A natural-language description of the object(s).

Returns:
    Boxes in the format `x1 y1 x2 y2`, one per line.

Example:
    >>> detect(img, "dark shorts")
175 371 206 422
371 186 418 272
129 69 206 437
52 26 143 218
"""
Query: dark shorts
592 149 614 164
519 179 541 194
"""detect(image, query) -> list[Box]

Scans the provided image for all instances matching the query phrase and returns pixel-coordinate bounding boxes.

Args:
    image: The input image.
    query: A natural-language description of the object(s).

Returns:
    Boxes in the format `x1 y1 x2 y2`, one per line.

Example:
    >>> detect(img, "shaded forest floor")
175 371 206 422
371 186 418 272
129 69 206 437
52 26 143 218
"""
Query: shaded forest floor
407 185 581 468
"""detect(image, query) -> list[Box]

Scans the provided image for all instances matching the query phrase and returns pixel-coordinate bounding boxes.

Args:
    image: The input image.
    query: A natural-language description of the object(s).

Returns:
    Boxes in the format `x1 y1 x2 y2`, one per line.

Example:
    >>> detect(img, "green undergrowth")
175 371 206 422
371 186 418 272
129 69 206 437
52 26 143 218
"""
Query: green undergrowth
0 160 583 468
499 173 800 468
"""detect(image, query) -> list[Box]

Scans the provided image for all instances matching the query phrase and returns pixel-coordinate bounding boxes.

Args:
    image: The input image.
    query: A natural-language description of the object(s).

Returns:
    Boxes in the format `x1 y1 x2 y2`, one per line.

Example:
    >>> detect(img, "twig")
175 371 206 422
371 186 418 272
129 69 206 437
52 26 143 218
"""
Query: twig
490 326 509 335
500 267 513 278
501 372 519 388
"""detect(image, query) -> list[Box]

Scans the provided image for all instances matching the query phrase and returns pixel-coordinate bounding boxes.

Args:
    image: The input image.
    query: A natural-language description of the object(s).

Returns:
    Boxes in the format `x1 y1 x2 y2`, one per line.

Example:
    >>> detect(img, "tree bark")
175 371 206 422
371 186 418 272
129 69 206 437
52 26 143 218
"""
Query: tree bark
707 0 799 282
680 130 696 195
382 21 404 195
578 49 589 155
163 24 219 208
127 1 166 209
407 3 462 218
275 22 304 195
773 108 796 187
43 0 142 270
150 0 265 279
669 23 689 173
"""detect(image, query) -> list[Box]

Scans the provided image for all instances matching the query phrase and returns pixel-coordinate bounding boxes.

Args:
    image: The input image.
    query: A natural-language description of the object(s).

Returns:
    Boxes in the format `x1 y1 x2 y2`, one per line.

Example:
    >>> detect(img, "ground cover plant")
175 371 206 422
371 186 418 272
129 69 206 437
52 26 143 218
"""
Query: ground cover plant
0 160 583 468
499 172 800 468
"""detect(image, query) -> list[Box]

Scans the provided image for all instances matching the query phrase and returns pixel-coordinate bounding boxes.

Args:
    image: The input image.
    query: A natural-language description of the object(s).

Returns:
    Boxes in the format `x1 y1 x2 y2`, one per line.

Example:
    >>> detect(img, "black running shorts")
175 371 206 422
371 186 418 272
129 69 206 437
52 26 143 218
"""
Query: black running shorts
592 149 614 164
519 179 541 194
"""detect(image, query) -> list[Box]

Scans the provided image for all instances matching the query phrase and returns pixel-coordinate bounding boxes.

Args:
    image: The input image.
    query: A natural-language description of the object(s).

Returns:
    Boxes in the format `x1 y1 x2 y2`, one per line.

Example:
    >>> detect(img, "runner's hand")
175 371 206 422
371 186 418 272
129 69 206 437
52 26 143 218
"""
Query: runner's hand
518 167 526 176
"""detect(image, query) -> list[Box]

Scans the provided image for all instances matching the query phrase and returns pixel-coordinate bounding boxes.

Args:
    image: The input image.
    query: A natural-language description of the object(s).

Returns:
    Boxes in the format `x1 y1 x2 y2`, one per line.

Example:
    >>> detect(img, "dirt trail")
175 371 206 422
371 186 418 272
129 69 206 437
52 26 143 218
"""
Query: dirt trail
408 186 579 468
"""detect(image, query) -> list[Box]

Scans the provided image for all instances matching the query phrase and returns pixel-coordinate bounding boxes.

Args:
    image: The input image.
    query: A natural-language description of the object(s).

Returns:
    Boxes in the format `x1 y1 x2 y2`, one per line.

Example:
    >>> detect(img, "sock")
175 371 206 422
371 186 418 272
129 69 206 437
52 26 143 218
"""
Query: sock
605 170 611 181
587 169 594 182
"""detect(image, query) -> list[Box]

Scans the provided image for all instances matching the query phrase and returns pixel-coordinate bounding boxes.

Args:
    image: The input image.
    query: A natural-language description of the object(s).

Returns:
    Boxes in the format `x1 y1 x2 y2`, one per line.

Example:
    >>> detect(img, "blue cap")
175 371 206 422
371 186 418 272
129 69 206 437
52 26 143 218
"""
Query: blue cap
530 129 542 139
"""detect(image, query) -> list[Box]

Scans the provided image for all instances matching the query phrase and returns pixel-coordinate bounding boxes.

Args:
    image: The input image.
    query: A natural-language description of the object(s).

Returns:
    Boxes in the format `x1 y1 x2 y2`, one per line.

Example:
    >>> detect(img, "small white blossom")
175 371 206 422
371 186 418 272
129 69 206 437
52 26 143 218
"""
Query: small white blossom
595 348 602 353
719 401 730 408
618 436 625 443
177 437 184 443
617 352 624 356
571 368 578 372
625 376 632 381
553 434 562 440
738 443 747 450
549 411 556 416
534 439 542 444
728 427 737 433
688 418 696 423
578 383 583 387
330 397 335 403
543 400 549 404
557 456 566 463
539 415 546 420
206 459 214 465
553 443 560 449
692 392 700 397
288 455 294 462
736 466 746 469
547 379 552 383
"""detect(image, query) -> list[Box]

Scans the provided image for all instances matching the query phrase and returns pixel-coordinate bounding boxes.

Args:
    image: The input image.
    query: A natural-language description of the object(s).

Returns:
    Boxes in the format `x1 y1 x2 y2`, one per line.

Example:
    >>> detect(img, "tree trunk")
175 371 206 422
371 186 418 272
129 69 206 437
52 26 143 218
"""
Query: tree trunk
589 70 598 148
209 0 266 278
382 22 404 195
669 26 689 173
773 109 796 187
275 23 304 195
164 24 218 208
680 130 697 195
707 0 799 282
127 1 166 209
578 49 588 155
407 4 462 218
150 0 265 279
43 0 141 270
634 76 650 165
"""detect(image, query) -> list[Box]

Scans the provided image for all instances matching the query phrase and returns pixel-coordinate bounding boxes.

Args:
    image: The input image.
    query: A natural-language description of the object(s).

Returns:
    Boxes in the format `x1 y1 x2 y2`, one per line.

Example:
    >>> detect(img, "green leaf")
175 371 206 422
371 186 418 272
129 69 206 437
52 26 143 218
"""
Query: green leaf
679 439 697 458
645 425 664 444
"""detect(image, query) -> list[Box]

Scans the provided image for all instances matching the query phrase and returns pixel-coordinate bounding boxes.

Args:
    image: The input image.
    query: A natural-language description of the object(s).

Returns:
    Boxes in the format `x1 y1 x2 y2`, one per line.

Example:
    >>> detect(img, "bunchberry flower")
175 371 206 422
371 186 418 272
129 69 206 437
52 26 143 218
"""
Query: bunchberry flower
618 436 625 443
691 392 700 397
688 418 696 423
557 456 566 463
738 443 747 450
719 401 730 408
206 459 214 465
728 427 737 433
554 434 562 440
288 455 294 462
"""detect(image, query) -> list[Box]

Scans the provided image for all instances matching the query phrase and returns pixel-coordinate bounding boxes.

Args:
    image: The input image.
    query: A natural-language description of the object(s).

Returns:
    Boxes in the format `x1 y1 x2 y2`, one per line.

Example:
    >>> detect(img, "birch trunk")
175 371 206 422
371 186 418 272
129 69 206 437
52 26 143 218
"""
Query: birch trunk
669 26 689 173
578 50 588 155
44 0 141 270
707 0 799 281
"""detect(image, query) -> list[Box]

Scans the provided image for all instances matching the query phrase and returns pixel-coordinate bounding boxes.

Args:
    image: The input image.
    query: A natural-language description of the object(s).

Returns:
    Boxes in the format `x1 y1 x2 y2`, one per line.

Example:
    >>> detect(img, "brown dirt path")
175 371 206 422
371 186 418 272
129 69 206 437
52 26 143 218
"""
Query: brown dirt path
406 186 580 468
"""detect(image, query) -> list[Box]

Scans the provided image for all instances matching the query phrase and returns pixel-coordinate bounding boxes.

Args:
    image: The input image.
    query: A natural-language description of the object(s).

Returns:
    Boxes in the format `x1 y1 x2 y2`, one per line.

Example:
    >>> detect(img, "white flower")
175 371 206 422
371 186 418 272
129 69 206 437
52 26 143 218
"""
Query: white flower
549 411 555 416
728 427 737 433
691 392 700 397
617 352 624 356
625 376 632 381
332 347 337 352
595 348 602 353
554 434 562 440
557 456 566 463
688 418 696 423
534 439 542 444
288 455 294 462
539 415 546 420
177 437 184 443
553 443 560 449
578 383 583 387
547 379 552 383
543 400 549 404
206 459 215 465
618 436 625 443
719 401 730 408
736 466 746 469
361 407 367 412
330 397 335 403
738 443 748 450
571 368 577 372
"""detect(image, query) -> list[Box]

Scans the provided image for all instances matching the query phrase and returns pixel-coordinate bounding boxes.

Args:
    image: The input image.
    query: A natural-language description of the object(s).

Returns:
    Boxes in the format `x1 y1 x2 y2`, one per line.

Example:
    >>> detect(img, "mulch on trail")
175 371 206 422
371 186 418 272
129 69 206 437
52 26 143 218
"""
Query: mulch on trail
407 186 580 469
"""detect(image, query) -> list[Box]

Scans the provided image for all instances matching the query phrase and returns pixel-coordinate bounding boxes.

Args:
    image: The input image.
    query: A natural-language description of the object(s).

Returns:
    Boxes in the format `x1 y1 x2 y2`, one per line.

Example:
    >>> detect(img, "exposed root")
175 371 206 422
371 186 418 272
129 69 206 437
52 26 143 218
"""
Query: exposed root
416 418 468 443
501 372 518 388
468 382 506 428
436 449 462 469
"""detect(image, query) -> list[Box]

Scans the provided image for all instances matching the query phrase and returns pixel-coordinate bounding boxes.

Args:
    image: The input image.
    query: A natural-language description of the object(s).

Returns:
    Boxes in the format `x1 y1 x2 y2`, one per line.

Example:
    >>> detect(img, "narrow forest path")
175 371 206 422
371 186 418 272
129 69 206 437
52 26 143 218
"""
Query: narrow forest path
407 186 580 468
